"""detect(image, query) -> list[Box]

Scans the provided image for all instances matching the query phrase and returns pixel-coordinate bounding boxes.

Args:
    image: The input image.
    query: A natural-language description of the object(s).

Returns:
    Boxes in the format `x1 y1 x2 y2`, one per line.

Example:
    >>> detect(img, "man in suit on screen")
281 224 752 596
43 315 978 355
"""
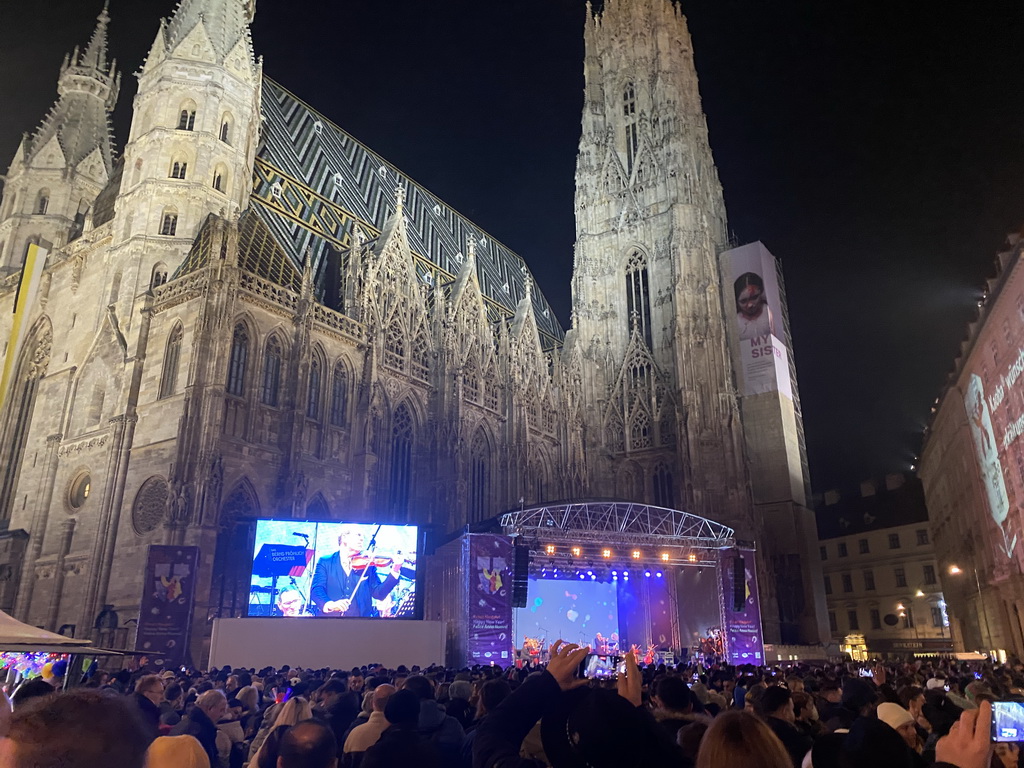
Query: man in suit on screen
310 527 403 616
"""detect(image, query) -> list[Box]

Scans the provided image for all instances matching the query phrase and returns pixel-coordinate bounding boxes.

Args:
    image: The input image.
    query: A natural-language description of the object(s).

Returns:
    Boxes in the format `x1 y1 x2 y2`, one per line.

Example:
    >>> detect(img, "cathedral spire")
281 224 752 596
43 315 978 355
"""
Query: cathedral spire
163 0 255 63
28 2 119 170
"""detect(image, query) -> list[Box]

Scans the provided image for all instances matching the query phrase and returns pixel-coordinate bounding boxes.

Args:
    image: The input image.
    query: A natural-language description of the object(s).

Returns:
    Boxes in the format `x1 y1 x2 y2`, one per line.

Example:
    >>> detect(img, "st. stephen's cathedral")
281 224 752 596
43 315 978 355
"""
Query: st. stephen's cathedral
0 0 827 656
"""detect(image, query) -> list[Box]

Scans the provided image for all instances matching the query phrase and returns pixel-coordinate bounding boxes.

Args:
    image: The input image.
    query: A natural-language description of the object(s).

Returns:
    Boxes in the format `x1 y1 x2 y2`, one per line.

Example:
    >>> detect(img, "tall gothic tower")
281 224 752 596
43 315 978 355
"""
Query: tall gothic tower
572 0 750 533
0 4 119 273
109 0 261 320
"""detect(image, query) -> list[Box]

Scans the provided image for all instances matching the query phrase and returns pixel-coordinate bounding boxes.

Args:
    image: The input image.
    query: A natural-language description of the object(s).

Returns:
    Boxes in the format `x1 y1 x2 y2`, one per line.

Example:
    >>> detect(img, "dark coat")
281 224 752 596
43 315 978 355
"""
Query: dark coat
362 725 441 768
132 693 161 739
170 706 219 767
766 716 814 768
309 552 398 616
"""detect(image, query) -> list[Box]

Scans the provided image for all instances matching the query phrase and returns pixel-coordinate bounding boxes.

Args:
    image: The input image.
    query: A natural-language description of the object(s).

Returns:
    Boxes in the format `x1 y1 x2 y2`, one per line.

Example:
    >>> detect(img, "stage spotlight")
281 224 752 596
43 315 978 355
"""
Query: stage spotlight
623 570 629 576
579 573 585 580
661 553 670 562
590 574 596 580
545 545 555 555
587 570 593 576
572 546 581 557
611 570 618 575
644 571 651 577
687 553 697 563
602 548 611 558
656 571 663 578
632 550 641 560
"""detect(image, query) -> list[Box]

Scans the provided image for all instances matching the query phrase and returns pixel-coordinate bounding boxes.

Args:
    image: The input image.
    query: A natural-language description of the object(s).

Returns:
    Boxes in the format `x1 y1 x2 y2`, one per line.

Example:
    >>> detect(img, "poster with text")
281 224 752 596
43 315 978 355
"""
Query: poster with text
467 534 514 665
721 548 765 664
135 545 200 668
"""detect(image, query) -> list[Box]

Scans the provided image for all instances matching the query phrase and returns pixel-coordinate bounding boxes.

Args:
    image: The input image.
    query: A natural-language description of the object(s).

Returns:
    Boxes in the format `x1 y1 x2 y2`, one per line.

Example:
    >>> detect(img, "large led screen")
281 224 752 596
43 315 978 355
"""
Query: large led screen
514 577 620 651
248 520 418 618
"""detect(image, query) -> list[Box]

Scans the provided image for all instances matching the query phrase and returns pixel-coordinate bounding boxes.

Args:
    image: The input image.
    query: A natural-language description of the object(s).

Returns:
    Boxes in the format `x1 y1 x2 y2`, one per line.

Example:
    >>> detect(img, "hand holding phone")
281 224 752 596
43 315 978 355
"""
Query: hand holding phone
936 700 992 768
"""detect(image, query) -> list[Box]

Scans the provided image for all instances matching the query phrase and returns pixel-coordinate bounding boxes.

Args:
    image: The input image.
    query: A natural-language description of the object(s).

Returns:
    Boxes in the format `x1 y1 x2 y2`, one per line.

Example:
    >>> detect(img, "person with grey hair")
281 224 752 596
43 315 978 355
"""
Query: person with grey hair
171 688 227 766
445 680 474 729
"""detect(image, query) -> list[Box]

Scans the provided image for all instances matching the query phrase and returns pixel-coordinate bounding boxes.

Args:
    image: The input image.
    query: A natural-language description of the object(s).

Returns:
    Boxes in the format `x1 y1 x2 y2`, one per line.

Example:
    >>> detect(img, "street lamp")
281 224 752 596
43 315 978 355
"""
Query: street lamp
949 564 992 653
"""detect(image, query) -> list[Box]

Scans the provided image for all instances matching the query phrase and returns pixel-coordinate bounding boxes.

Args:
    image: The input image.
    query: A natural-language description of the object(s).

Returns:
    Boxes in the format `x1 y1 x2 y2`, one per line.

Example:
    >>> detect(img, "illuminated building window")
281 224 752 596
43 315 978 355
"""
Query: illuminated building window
625 251 652 348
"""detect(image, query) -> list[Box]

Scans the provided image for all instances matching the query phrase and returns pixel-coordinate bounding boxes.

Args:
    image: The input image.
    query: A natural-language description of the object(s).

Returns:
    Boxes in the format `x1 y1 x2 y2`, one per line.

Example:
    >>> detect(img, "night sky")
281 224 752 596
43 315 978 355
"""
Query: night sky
3 0 1024 497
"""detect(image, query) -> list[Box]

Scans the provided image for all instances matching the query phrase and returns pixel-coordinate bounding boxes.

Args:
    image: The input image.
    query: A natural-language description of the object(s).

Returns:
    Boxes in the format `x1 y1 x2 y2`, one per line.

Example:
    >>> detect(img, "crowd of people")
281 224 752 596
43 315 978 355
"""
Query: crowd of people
0 642 1017 768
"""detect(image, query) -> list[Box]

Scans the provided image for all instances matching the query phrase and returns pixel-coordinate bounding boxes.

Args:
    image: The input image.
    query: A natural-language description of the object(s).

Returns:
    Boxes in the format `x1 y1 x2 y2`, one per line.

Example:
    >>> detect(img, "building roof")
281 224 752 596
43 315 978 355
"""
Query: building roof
253 77 565 348
815 475 930 540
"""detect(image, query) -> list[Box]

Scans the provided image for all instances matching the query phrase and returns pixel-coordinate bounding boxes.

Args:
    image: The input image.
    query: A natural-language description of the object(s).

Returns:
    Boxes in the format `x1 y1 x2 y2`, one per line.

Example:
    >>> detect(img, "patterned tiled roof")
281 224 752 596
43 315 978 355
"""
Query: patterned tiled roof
253 77 565 347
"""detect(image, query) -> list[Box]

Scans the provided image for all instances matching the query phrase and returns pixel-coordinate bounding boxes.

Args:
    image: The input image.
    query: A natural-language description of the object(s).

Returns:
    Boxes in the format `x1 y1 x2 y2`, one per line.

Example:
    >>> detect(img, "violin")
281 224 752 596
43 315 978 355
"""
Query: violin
350 551 416 580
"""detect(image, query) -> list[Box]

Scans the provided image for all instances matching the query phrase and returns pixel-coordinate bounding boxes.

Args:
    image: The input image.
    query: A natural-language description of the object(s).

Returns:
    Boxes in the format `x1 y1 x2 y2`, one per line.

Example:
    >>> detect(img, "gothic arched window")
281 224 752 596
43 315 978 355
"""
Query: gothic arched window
160 209 178 236
329 362 348 427
389 404 414 517
159 323 183 399
470 430 490 522
177 104 196 131
261 336 282 407
630 409 651 450
35 190 49 215
226 324 249 397
219 114 232 144
212 165 228 193
625 251 652 348
169 158 188 180
623 82 639 171
411 326 430 381
151 262 169 289
653 463 674 508
306 357 322 419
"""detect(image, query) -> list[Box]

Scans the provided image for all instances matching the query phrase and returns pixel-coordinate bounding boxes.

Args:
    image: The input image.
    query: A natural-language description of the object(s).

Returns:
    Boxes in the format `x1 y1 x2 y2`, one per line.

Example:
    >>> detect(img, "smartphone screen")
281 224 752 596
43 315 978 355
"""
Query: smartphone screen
992 701 1024 742
579 654 621 679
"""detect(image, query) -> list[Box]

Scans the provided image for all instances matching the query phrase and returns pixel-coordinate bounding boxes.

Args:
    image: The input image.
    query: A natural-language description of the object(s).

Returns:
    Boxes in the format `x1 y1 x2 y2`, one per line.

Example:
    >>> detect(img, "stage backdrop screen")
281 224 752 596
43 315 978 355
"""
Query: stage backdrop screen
248 520 418 619
514 577 620 650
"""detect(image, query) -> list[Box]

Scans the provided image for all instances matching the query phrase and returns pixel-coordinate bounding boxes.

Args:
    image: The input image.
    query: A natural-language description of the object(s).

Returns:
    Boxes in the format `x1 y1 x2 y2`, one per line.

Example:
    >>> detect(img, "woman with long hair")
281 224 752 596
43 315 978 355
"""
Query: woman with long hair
696 710 793 768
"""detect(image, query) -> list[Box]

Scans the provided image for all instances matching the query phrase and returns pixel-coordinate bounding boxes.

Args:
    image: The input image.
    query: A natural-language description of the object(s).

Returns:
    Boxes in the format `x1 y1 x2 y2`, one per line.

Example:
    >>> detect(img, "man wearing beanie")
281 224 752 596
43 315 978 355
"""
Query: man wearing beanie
877 702 921 752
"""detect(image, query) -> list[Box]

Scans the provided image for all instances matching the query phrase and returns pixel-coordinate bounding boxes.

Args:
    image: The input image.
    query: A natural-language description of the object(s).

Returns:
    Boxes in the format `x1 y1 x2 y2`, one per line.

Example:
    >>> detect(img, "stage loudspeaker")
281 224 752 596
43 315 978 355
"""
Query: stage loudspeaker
732 555 746 612
512 545 530 608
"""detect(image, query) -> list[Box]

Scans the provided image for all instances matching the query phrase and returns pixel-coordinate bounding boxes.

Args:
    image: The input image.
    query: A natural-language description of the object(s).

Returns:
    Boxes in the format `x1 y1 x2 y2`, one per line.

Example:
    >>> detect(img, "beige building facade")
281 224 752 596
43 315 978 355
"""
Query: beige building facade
818 475 951 658
0 0 826 658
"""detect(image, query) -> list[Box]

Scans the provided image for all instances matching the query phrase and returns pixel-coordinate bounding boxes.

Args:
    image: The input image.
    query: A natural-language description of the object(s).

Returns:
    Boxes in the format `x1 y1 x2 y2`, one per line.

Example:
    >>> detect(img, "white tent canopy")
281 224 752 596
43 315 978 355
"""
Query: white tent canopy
0 609 90 650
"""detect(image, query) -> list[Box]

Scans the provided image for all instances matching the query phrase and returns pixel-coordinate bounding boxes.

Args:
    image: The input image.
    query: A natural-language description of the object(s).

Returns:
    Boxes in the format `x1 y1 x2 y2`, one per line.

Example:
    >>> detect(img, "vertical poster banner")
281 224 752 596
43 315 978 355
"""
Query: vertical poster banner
135 545 200 669
0 243 49 411
467 534 513 665
719 242 793 399
721 548 764 664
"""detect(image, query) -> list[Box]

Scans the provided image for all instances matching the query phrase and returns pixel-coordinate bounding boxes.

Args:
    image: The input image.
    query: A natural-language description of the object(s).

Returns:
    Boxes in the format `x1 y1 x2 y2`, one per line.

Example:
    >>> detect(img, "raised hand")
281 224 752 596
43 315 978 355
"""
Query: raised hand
546 640 591 691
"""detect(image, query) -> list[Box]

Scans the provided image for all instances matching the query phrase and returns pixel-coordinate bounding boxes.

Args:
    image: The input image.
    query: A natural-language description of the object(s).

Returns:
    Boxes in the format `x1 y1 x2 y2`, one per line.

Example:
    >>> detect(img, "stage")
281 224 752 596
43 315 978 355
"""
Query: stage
426 501 766 668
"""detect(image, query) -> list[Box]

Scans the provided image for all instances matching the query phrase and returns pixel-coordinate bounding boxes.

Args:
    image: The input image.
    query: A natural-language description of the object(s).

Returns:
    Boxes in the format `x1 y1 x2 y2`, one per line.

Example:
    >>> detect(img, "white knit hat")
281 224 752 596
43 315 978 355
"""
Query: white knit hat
877 702 915 731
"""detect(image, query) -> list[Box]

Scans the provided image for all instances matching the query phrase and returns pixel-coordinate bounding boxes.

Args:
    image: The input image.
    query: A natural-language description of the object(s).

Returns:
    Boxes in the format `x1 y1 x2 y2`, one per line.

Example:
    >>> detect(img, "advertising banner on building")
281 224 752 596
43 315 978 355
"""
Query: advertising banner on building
721 548 765 663
467 534 513 665
0 243 49 412
135 545 200 668
720 242 793 399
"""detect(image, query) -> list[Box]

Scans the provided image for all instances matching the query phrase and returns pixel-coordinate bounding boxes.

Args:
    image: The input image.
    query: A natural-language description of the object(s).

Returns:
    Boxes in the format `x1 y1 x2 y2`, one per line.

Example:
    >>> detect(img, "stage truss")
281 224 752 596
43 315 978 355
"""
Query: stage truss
499 501 736 567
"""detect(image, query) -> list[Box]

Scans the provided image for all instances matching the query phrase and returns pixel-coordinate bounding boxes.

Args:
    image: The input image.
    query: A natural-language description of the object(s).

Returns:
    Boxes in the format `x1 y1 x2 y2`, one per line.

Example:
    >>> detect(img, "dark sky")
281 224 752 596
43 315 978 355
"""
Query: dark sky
3 0 1024 496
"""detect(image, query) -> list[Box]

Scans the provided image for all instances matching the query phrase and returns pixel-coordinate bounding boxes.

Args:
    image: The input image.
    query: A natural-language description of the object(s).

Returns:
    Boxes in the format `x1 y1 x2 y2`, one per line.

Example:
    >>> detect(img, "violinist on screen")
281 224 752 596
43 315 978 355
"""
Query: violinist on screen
310 527 404 617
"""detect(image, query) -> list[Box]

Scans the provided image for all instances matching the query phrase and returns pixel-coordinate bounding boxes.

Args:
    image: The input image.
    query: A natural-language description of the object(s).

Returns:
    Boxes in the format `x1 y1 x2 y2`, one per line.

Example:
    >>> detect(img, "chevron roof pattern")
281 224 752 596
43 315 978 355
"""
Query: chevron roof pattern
253 78 566 347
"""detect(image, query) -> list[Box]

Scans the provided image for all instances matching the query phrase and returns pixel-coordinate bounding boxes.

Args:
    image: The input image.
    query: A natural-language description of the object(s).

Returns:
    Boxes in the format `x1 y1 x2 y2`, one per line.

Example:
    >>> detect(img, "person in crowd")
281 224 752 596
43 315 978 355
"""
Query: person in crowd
361 689 440 768
815 678 843 722
344 683 396 762
898 685 930 739
10 678 54 710
279 720 339 768
314 678 360 750
402 674 465 764
823 677 876 732
695 710 791 768
785 675 805 694
790 690 822 740
105 668 132 694
877 701 923 754
460 678 511 767
161 682 185 727
0 688 150 768
145 734 212 768
650 676 706 742
757 685 813 767
250 696 314 766
446 679 475 729
133 673 166 737
171 688 228 767
215 697 246 768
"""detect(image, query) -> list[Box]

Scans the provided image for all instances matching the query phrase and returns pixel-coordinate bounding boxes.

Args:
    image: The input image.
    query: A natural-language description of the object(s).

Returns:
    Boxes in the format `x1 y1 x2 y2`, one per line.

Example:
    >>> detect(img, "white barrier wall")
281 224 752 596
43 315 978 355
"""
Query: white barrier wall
209 618 447 670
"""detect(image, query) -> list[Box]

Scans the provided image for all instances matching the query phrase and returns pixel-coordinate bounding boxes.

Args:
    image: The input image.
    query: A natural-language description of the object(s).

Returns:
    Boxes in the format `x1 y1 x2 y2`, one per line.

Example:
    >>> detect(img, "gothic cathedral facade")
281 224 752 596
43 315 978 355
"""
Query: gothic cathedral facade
0 0 826 655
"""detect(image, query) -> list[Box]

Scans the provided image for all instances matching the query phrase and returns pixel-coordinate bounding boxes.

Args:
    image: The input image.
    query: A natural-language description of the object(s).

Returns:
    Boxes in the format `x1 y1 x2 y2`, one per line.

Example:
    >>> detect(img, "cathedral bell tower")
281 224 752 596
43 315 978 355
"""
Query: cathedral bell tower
0 4 119 273
571 0 751 532
109 0 261 306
